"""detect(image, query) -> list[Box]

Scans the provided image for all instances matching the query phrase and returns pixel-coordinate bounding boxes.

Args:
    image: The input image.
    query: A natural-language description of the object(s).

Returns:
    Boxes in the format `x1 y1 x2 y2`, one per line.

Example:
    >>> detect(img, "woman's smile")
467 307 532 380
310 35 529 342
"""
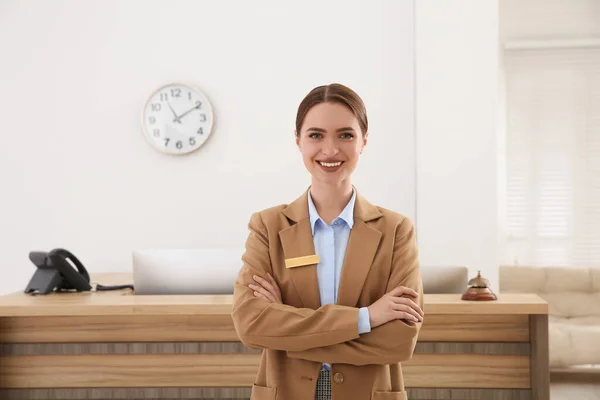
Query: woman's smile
316 160 345 172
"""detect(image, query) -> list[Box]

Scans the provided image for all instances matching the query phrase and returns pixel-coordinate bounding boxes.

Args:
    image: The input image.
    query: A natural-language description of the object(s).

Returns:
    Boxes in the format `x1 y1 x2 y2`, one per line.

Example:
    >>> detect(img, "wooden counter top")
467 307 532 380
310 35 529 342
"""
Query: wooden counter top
0 273 548 317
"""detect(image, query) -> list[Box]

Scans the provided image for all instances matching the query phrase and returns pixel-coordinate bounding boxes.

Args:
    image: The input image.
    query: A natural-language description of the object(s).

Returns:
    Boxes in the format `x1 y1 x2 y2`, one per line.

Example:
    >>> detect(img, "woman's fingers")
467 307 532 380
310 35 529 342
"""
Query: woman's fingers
253 291 271 302
397 310 420 322
391 296 424 318
253 275 276 294
388 286 419 298
392 302 423 322
249 282 276 303
250 274 282 304
266 273 282 297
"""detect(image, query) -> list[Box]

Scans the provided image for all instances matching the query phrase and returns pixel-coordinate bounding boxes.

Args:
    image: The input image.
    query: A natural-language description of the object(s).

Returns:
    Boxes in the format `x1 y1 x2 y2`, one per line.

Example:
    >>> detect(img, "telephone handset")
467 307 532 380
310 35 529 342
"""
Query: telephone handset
25 248 133 295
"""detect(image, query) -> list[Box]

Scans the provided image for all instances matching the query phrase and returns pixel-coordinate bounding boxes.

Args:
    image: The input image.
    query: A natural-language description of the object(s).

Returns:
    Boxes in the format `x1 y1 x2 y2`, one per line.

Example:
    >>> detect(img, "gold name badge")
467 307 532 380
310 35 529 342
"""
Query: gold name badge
285 254 320 269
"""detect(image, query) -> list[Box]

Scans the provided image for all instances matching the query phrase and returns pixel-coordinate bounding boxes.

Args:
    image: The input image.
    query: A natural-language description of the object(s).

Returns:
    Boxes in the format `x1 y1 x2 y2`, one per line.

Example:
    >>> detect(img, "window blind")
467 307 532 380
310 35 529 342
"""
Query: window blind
503 46 600 266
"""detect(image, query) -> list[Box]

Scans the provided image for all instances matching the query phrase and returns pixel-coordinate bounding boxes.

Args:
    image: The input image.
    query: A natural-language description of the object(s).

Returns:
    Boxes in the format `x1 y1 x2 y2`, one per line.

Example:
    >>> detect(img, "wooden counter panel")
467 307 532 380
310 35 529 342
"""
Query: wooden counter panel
0 353 530 389
0 314 529 344
0 354 261 388
0 341 530 356
404 354 531 389
0 387 534 400
0 315 238 343
419 314 530 342
0 387 535 400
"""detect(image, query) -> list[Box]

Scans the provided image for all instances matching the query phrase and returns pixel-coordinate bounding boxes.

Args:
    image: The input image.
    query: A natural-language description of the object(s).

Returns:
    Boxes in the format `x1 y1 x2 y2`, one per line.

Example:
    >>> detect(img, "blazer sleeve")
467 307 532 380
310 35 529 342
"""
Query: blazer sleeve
231 212 362 352
286 217 423 365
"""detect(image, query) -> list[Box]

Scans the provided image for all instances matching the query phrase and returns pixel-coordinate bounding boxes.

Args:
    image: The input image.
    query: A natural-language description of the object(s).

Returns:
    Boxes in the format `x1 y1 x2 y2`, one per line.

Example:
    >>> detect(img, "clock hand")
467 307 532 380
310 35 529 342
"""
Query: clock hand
167 101 181 123
175 104 201 121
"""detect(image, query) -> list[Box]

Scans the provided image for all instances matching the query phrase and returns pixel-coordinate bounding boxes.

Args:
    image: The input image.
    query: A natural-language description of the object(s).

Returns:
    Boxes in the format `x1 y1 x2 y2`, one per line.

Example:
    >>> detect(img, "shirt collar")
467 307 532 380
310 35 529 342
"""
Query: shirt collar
307 188 356 236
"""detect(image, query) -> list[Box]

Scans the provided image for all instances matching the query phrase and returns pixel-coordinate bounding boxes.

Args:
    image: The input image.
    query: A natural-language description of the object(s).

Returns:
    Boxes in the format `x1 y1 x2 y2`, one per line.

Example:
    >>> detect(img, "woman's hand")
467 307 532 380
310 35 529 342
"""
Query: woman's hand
249 273 283 304
367 286 424 329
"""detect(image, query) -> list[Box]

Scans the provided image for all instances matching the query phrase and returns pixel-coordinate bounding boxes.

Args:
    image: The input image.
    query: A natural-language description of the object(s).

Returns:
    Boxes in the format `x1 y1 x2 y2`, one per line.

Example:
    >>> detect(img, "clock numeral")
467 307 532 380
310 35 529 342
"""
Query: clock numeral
164 138 170 146
153 129 160 137
189 137 196 146
200 113 206 122
160 93 168 101
195 100 202 109
197 127 204 135
171 88 181 98
149 116 156 124
176 140 183 150
151 103 161 112
188 92 192 100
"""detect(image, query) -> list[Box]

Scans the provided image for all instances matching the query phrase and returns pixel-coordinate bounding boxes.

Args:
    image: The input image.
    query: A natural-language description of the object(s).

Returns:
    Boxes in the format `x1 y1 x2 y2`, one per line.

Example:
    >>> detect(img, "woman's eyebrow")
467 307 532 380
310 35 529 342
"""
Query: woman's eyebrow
306 127 356 133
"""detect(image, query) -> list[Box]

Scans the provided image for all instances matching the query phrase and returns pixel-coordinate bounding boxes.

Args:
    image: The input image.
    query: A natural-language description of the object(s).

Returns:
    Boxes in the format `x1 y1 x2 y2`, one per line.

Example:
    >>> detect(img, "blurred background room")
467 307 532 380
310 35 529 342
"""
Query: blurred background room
0 0 598 399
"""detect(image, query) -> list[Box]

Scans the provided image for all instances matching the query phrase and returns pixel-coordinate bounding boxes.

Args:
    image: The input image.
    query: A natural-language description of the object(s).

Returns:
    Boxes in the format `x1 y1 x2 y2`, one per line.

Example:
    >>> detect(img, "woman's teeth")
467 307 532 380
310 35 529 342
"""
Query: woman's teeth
319 161 342 167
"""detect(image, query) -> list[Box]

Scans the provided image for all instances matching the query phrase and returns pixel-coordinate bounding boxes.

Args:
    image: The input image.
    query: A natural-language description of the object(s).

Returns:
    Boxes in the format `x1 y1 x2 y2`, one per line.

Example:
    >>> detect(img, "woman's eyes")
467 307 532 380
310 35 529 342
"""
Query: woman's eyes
308 133 354 140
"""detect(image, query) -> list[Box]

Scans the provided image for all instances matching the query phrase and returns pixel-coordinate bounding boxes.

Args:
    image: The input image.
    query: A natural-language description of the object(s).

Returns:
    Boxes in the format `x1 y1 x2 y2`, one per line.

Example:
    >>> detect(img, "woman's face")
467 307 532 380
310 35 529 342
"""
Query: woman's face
296 102 367 186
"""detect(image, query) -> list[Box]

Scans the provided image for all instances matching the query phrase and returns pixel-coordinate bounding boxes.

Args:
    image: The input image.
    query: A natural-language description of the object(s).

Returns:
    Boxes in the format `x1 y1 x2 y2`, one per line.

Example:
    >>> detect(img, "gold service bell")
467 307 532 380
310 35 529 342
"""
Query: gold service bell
461 270 497 301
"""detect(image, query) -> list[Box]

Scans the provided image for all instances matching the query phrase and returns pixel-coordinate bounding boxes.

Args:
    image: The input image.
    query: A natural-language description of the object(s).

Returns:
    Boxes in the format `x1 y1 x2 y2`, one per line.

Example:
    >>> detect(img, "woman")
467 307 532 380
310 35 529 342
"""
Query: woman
232 83 424 400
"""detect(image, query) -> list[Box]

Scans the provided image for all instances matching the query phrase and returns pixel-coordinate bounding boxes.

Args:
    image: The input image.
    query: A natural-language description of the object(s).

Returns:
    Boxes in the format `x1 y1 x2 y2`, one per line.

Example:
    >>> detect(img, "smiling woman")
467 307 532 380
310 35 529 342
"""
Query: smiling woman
296 106 365 203
232 83 424 400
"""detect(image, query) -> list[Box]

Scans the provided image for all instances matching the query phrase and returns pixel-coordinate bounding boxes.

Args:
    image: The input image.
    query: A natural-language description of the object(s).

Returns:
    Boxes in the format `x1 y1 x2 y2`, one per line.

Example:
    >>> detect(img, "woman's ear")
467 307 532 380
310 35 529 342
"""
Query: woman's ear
294 130 301 150
361 132 368 153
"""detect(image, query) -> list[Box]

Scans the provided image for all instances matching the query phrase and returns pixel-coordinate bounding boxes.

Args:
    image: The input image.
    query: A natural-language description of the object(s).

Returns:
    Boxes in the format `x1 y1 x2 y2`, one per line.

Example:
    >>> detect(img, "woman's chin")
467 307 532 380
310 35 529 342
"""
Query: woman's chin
311 173 349 186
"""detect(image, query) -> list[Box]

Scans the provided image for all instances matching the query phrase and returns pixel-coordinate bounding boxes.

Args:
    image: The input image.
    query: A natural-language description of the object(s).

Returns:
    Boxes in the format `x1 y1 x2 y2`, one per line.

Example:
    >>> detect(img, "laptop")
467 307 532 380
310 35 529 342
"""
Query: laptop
132 248 245 295
421 266 469 294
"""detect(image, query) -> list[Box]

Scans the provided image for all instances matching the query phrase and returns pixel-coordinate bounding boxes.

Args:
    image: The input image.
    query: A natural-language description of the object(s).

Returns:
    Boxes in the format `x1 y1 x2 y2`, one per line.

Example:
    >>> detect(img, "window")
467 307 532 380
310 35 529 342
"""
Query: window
503 45 600 266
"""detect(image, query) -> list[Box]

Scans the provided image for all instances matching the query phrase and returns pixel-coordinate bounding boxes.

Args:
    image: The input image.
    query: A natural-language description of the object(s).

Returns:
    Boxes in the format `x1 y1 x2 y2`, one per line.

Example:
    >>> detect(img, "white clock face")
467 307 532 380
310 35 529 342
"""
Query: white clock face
142 83 214 155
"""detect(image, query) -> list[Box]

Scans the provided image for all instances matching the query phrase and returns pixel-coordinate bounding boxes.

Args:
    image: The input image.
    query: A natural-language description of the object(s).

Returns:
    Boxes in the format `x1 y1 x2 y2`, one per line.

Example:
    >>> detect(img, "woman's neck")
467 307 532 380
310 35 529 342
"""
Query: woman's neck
309 180 353 225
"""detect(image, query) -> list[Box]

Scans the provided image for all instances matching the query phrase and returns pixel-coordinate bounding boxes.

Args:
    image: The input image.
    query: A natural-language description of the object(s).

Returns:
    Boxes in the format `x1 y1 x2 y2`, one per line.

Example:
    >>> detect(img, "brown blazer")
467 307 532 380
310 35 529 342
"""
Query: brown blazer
232 189 423 400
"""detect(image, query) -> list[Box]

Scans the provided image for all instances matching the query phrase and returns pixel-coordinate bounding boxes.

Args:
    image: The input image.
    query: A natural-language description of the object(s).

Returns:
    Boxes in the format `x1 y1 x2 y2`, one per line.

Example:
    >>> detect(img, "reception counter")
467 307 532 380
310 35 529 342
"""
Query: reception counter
0 273 549 400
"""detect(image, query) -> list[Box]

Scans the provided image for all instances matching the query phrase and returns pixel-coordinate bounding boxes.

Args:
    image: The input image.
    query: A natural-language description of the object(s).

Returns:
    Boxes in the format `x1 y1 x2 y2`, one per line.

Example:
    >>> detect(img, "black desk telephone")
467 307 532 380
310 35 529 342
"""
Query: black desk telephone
24 248 134 295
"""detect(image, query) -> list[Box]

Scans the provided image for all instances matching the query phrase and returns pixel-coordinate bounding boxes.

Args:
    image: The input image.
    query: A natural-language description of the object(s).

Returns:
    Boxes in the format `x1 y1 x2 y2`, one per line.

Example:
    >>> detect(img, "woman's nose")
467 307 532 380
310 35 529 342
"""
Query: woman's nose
321 139 339 156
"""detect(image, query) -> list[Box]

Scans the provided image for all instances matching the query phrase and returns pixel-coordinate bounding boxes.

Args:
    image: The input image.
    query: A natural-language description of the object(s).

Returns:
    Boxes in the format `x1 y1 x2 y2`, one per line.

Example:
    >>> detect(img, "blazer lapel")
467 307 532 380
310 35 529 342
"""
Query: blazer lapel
279 190 321 310
336 192 383 307
279 189 384 310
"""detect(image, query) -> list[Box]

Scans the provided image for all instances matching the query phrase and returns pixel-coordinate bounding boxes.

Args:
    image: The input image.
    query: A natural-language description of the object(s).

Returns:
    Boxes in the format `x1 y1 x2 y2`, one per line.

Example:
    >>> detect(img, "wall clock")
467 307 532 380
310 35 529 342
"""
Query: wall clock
141 83 214 155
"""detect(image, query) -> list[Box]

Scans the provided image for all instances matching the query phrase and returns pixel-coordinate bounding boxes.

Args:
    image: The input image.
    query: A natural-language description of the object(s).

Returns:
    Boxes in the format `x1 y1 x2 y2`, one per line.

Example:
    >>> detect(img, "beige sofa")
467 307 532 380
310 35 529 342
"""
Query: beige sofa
500 265 600 370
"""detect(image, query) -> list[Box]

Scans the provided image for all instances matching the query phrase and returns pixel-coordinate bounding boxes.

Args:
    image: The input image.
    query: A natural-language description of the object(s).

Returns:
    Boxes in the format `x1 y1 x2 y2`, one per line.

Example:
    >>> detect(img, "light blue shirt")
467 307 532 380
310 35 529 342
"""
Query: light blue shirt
308 189 371 371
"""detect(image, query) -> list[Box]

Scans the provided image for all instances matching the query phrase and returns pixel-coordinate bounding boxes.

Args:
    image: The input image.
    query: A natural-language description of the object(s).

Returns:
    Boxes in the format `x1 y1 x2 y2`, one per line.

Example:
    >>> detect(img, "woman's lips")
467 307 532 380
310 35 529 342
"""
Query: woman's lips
316 160 344 172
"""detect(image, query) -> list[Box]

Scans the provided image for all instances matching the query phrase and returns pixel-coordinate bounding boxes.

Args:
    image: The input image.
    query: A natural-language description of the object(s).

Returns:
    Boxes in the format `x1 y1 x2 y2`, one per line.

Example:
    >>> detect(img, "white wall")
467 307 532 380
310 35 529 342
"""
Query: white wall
415 0 500 289
501 0 600 41
0 0 415 294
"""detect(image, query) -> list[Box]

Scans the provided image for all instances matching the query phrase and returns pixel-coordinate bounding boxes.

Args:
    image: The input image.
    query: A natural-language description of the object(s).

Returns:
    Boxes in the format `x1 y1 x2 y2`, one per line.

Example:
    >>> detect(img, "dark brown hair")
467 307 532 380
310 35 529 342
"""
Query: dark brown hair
295 83 368 137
